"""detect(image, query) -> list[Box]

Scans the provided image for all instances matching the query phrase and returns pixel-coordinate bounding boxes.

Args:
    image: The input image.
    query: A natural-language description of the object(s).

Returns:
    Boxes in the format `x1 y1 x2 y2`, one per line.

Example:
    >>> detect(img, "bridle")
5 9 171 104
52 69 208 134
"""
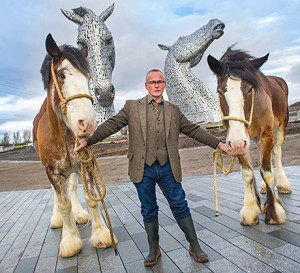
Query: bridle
50 60 94 115
218 88 255 127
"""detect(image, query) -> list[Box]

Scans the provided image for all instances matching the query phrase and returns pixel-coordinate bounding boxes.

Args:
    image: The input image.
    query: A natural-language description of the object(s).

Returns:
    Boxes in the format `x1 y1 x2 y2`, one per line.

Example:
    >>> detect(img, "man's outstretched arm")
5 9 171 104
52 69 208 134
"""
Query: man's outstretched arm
74 101 129 152
179 107 229 153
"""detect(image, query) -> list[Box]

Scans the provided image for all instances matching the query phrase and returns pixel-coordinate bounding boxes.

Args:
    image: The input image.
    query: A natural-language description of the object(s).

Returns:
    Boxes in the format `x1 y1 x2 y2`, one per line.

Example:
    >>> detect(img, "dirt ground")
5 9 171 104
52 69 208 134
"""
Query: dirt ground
0 123 299 192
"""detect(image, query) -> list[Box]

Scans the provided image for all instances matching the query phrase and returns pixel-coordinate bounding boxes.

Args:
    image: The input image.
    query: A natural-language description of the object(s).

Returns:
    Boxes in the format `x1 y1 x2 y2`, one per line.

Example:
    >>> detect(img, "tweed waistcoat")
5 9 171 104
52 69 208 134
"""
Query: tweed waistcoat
145 103 168 166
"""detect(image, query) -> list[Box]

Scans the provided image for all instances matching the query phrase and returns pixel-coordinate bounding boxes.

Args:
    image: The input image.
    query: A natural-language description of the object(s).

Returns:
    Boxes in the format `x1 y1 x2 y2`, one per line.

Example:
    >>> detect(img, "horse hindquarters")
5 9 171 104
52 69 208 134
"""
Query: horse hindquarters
80 169 118 249
46 167 82 257
259 131 286 224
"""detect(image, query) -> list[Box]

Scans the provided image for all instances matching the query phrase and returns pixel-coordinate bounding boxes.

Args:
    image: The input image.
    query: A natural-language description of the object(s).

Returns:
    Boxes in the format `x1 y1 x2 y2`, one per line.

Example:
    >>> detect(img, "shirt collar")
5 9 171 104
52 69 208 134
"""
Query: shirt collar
147 95 164 104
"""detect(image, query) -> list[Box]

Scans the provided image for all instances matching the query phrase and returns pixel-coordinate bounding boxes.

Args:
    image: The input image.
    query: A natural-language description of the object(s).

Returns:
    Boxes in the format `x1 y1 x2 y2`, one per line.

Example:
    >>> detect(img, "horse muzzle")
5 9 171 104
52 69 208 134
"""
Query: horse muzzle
94 83 115 107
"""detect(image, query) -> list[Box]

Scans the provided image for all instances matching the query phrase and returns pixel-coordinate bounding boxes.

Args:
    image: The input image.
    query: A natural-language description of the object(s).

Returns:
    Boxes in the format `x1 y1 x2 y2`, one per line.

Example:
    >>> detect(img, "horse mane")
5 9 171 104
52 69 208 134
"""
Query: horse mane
219 46 260 88
40 45 90 90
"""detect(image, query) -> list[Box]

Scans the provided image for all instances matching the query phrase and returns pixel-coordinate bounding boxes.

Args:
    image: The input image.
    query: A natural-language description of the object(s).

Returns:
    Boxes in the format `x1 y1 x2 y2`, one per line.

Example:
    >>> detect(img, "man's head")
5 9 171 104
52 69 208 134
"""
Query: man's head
145 69 166 100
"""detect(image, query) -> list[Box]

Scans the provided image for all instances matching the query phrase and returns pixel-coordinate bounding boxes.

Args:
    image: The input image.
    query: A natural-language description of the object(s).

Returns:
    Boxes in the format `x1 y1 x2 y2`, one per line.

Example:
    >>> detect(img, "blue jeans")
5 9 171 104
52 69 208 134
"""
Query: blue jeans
134 160 190 222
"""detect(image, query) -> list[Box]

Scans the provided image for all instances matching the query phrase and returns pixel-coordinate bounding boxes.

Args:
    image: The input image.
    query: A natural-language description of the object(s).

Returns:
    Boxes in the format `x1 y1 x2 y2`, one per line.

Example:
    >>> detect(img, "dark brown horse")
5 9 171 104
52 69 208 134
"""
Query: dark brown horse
207 47 291 225
33 34 117 257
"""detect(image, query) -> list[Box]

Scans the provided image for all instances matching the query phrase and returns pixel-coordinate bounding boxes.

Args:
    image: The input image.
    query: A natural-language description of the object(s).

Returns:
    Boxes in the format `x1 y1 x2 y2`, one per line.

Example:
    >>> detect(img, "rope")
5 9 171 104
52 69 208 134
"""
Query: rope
76 140 118 255
50 60 118 255
213 90 255 216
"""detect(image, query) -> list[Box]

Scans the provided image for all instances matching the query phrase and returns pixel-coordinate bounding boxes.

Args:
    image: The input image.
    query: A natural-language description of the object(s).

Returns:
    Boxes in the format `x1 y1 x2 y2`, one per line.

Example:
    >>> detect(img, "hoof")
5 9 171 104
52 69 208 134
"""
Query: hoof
90 227 118 249
74 214 89 225
73 209 89 225
50 214 63 229
59 235 82 258
95 243 111 249
260 188 266 194
277 187 292 194
240 217 259 226
265 218 283 225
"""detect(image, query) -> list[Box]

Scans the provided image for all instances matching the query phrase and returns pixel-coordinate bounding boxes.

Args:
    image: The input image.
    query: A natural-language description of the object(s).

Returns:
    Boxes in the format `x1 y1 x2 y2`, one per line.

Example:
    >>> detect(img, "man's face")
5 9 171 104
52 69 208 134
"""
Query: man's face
145 71 166 99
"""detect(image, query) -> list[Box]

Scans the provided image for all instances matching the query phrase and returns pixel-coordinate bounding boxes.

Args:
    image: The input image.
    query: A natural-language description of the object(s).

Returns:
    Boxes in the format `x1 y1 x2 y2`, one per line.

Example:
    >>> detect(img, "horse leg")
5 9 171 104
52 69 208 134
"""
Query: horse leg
68 173 89 224
273 127 292 194
238 155 261 226
50 185 63 228
80 169 118 249
259 131 286 224
46 167 82 257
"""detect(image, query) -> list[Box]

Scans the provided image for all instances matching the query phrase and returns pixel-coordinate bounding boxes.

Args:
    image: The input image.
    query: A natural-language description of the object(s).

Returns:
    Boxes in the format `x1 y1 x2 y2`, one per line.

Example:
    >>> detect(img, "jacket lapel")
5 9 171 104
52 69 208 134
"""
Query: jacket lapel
138 96 147 145
164 100 172 141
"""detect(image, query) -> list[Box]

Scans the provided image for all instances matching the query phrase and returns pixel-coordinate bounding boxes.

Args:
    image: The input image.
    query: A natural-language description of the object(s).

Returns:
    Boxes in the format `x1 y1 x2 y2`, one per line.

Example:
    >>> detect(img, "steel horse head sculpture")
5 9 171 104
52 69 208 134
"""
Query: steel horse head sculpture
61 4 115 123
158 19 225 123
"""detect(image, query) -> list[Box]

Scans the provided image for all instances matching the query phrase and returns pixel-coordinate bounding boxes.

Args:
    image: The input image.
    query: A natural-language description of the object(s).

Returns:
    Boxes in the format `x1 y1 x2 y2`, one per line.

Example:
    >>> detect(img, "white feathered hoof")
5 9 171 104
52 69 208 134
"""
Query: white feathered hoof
73 209 90 225
50 213 63 229
59 233 82 258
264 201 286 225
240 204 261 226
90 226 118 249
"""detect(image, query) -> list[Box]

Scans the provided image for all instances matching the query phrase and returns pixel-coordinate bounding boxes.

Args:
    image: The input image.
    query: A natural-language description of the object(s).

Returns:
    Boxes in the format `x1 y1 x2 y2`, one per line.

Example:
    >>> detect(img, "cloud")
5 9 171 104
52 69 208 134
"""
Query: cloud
257 14 279 28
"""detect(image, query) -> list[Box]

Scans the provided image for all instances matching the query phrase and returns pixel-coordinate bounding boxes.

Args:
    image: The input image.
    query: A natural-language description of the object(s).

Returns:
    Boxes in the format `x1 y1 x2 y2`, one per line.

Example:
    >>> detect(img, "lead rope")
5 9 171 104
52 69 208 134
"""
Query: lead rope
212 90 255 216
50 60 118 255
75 140 118 255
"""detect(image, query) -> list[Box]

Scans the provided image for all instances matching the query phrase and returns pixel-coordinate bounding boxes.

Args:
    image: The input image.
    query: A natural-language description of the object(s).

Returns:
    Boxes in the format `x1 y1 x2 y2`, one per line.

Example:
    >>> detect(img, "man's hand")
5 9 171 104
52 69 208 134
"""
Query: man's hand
218 142 231 155
74 138 87 153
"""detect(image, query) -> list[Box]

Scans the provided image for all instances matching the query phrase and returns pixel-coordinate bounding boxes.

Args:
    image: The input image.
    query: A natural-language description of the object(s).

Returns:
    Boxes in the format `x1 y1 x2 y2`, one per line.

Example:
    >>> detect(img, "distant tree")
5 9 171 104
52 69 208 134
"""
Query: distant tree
13 131 21 144
1 132 10 146
23 130 31 144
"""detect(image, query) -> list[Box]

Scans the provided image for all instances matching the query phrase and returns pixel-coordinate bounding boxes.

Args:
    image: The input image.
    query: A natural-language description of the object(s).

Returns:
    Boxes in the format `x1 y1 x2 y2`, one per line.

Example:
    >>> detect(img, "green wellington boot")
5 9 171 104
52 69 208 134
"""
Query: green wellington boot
144 220 161 266
177 215 209 263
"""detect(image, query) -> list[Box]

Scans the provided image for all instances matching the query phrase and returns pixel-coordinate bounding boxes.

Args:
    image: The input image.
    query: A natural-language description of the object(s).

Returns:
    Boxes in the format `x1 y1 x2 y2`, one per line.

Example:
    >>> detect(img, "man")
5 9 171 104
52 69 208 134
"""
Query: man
75 69 229 266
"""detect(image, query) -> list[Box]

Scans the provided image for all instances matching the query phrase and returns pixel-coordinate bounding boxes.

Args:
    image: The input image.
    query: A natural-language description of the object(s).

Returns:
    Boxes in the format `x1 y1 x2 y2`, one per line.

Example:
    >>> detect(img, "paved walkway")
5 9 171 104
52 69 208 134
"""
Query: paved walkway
0 166 300 273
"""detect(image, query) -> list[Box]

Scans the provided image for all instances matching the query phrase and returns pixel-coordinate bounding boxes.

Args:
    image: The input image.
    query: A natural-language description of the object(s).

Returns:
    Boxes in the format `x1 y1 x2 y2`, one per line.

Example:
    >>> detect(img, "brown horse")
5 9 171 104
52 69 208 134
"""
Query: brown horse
207 47 291 226
33 34 117 257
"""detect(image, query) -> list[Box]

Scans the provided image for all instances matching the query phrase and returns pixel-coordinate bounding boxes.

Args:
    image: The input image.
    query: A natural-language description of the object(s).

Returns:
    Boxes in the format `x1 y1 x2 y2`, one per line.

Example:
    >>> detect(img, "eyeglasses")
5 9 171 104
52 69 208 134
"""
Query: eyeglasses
146 80 165 86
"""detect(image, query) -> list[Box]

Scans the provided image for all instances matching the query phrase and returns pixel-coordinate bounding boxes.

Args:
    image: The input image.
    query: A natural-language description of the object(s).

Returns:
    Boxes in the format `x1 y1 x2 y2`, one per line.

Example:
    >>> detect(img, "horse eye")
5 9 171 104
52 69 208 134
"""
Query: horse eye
248 87 253 93
58 72 65 80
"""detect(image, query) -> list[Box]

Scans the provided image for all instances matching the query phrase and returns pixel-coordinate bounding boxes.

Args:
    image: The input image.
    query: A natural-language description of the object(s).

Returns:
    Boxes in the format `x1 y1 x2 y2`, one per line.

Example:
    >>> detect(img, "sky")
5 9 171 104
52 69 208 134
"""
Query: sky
0 0 299 141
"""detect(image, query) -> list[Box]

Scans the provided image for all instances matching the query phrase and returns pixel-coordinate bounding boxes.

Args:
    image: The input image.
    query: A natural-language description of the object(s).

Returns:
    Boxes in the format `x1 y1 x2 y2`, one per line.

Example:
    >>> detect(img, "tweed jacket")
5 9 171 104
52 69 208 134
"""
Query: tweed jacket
87 96 220 183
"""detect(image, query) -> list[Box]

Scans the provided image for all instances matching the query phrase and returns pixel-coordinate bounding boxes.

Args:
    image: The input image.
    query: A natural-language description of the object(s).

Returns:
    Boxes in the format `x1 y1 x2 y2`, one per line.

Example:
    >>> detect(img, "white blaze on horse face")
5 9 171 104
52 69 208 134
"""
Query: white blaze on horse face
59 59 96 135
225 77 250 154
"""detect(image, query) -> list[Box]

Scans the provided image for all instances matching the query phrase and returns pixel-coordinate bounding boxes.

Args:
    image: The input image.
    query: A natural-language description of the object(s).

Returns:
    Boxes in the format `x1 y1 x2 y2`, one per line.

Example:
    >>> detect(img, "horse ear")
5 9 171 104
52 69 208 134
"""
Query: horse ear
46 34 62 60
61 9 84 25
99 4 114 21
158 44 170 51
249 53 269 69
207 55 223 75
81 45 88 58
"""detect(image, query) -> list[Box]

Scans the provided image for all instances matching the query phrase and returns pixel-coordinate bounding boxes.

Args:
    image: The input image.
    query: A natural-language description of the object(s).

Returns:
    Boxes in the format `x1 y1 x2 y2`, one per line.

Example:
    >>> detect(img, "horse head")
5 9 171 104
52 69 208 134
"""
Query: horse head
158 19 224 68
207 47 269 155
41 34 96 137
61 4 115 107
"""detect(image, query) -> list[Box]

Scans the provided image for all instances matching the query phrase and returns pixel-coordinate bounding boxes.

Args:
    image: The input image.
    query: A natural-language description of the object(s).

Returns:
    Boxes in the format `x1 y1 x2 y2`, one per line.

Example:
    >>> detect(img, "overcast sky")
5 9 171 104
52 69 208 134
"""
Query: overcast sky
0 0 299 139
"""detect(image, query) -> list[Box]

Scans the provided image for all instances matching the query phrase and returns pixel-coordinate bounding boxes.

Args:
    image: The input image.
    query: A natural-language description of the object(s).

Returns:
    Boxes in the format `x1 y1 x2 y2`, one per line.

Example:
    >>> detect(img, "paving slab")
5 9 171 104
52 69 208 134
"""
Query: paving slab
0 166 299 272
